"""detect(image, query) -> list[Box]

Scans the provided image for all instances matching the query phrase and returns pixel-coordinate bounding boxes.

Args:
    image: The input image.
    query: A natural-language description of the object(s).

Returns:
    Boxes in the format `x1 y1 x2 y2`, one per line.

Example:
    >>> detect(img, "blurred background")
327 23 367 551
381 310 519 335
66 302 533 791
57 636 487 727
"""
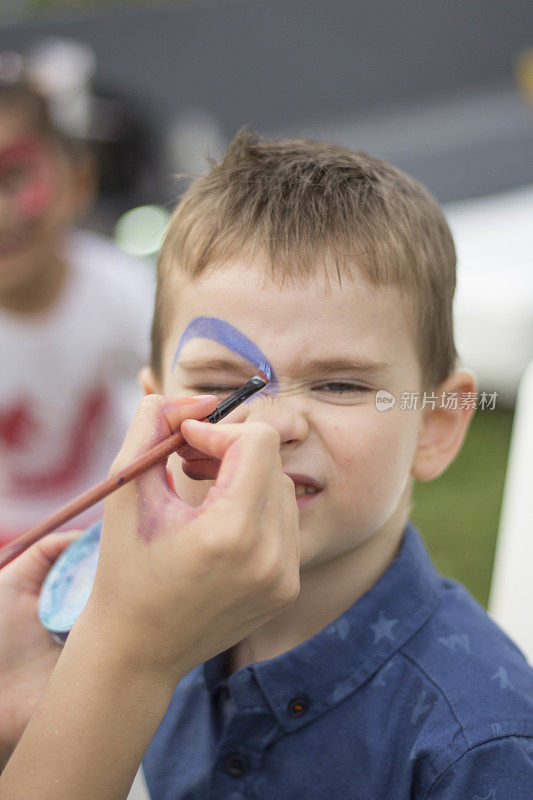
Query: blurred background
1 0 532 607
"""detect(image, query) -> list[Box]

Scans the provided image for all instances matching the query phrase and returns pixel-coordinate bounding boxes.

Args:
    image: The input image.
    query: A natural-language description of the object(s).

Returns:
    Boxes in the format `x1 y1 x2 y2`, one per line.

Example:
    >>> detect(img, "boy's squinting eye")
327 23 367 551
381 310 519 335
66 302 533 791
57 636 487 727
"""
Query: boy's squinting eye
192 384 241 397
190 381 372 401
313 381 372 398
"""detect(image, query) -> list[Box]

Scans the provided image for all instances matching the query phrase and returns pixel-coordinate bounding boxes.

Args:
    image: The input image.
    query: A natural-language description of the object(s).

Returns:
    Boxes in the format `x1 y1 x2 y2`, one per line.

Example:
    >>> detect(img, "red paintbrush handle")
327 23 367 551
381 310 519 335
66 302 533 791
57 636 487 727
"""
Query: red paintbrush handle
0 428 186 569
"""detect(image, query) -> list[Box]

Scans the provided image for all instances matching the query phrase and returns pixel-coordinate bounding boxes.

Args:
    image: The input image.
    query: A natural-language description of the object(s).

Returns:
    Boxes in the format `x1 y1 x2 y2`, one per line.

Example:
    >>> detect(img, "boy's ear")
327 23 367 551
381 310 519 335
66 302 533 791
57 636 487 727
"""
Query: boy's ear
138 366 162 396
411 369 477 482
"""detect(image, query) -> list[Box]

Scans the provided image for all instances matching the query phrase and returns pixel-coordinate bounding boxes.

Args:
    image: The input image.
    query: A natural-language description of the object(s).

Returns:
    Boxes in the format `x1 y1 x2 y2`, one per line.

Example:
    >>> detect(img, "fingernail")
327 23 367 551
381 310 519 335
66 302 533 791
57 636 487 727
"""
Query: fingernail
188 394 218 402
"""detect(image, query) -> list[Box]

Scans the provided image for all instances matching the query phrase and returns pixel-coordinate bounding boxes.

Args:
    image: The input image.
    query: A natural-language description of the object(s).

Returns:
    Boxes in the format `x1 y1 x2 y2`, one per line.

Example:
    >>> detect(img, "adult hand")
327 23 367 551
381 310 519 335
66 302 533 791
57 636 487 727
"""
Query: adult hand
0 393 299 799
88 392 300 678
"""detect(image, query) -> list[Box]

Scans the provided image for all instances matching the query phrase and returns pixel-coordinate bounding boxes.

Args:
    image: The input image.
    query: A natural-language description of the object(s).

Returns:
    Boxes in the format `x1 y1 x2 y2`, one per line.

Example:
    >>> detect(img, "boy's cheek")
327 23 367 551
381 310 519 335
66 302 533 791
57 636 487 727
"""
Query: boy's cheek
335 414 413 496
16 181 53 219
331 411 391 465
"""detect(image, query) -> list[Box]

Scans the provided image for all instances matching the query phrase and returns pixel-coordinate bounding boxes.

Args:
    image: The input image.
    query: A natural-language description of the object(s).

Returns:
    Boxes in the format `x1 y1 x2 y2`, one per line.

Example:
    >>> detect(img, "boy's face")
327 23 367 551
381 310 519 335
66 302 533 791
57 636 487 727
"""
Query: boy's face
155 257 425 571
0 109 79 292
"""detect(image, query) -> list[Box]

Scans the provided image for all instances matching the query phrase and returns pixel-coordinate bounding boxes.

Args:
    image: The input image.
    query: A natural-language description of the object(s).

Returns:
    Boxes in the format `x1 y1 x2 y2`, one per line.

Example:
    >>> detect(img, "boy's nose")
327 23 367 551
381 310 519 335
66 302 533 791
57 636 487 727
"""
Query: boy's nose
245 395 310 448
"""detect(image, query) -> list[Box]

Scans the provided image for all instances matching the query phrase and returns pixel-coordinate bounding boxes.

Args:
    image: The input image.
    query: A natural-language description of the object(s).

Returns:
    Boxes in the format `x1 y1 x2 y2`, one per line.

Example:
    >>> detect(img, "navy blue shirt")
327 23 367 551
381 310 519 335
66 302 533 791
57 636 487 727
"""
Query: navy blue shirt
143 521 533 799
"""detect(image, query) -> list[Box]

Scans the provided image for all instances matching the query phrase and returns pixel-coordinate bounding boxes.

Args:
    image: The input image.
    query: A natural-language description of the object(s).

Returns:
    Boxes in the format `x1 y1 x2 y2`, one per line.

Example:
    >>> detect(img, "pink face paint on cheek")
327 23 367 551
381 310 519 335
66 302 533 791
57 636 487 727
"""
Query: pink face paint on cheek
0 138 57 220
15 166 55 218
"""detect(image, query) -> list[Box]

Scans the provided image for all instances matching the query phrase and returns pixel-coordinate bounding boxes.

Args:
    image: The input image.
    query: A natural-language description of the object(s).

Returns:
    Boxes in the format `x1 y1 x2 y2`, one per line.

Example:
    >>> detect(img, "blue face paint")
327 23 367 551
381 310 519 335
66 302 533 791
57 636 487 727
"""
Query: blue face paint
172 316 278 393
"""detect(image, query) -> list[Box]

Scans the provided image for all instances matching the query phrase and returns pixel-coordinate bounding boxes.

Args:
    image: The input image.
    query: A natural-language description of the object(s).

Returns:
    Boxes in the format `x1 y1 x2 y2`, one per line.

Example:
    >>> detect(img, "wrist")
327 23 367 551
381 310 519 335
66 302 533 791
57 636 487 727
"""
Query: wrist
71 599 186 696
0 600 186 799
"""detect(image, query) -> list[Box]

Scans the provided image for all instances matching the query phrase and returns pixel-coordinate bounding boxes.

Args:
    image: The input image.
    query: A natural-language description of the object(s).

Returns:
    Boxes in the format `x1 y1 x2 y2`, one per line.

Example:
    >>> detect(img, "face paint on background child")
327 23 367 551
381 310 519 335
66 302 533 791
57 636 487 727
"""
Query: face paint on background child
172 316 278 395
0 137 56 220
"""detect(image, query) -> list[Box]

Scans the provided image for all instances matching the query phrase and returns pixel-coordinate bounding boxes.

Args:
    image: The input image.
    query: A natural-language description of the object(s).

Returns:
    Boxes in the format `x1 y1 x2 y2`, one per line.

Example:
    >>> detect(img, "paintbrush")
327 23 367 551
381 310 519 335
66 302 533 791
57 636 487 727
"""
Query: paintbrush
0 369 269 569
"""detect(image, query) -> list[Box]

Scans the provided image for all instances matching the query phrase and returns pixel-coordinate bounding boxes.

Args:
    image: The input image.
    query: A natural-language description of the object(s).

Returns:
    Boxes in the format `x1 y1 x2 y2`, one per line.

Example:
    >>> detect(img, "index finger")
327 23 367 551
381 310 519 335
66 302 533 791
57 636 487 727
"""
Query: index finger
181 419 285 510
110 394 219 474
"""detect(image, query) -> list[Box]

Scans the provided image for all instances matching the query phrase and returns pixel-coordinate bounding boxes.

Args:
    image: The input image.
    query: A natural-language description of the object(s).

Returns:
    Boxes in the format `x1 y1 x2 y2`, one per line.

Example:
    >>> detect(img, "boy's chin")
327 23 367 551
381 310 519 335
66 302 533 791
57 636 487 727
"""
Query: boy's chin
0 244 42 288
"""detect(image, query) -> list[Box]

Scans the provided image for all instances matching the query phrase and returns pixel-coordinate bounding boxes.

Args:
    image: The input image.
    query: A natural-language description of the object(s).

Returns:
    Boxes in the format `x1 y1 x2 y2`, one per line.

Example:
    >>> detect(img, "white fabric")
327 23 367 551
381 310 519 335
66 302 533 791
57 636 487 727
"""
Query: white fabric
445 184 533 404
127 767 151 800
0 229 154 540
488 360 533 663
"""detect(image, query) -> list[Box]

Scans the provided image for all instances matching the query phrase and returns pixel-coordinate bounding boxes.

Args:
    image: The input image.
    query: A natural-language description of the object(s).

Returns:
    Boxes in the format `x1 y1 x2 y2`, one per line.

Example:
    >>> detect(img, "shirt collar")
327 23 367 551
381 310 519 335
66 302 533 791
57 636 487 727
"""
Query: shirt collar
203 520 442 730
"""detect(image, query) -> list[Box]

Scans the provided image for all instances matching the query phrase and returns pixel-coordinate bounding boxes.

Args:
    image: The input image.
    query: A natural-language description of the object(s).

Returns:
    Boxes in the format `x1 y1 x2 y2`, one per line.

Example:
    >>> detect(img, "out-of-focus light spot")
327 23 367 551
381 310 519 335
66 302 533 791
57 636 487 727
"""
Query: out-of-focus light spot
114 205 170 257
515 48 533 104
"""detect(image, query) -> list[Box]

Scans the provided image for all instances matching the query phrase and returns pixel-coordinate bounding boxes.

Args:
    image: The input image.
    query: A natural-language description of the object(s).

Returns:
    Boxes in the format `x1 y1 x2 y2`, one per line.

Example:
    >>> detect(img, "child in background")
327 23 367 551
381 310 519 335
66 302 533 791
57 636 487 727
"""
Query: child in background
1 131 533 799
0 57 154 545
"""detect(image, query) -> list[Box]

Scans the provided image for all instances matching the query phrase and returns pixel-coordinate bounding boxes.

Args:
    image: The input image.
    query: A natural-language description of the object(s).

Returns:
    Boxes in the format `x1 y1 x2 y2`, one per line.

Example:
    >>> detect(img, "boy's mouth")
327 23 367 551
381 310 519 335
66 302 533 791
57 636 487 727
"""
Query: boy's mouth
285 473 323 509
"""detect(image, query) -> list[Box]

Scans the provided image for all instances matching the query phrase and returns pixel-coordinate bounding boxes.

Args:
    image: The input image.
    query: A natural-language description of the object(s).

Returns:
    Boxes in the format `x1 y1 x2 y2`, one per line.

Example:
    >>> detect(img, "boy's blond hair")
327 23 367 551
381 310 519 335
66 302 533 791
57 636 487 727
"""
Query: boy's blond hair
153 130 457 390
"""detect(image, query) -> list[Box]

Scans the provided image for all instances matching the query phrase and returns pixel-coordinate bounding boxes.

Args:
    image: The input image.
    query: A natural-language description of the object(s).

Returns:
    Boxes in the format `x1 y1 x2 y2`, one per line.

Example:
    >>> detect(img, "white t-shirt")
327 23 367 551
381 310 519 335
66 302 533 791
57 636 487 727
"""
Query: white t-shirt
0 229 155 542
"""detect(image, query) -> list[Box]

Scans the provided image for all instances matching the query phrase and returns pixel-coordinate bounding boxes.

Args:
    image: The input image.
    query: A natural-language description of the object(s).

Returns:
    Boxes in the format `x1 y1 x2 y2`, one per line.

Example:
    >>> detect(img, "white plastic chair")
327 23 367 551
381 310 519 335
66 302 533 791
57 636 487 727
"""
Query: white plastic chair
488 359 533 664
126 767 151 800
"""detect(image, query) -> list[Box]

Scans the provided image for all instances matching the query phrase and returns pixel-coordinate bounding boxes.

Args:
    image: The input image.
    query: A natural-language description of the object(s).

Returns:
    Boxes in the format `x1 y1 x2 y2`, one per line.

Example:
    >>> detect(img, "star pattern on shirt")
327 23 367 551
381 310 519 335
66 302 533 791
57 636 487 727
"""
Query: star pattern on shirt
325 616 351 640
370 611 398 644
437 632 471 655
491 666 514 690
410 689 434 725
330 681 348 704
408 739 419 762
473 789 496 800
519 737 533 755
336 616 351 640
370 660 394 687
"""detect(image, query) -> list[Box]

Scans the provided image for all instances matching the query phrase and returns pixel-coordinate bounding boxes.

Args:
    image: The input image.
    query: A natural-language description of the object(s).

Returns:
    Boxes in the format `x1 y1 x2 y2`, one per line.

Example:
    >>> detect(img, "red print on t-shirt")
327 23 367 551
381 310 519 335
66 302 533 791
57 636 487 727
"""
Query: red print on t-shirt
0 400 38 448
3 386 110 495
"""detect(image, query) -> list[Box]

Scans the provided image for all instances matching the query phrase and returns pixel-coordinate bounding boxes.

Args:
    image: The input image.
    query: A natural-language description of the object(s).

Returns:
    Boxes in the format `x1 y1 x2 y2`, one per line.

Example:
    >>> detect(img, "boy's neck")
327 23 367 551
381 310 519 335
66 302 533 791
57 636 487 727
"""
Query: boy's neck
227 510 408 676
0 251 68 315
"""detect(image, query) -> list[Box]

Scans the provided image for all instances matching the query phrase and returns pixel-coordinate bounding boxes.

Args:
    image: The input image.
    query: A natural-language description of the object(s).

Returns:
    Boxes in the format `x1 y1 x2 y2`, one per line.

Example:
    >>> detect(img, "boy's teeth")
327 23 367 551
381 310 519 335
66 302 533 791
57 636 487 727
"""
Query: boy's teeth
295 484 316 496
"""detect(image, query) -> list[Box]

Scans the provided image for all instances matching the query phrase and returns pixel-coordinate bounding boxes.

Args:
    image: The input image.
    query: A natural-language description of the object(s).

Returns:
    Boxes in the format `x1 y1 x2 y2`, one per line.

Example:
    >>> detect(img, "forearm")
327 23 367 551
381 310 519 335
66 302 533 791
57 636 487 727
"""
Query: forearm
0 747 12 774
0 606 181 800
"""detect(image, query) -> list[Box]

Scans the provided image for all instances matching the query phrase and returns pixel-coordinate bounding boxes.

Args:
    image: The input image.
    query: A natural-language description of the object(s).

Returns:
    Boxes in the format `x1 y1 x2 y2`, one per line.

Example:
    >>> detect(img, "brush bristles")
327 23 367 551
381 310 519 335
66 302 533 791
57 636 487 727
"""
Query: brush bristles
256 362 271 383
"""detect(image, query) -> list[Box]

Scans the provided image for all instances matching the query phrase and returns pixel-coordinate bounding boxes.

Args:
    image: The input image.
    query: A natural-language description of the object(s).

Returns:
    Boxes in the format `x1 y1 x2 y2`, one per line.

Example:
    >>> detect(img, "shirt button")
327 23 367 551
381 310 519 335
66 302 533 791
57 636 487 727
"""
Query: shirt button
287 695 309 717
225 751 250 777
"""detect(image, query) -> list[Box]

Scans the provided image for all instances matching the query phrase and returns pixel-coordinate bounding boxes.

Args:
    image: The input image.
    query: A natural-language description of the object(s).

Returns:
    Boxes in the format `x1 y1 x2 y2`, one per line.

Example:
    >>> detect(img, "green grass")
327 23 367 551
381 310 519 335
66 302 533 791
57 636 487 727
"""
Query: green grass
411 406 515 608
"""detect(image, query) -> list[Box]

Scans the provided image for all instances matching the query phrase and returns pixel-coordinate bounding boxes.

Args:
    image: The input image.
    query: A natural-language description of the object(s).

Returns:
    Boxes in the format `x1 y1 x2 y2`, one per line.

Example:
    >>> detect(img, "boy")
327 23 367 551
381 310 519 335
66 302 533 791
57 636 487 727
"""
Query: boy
1 131 533 799
0 60 153 543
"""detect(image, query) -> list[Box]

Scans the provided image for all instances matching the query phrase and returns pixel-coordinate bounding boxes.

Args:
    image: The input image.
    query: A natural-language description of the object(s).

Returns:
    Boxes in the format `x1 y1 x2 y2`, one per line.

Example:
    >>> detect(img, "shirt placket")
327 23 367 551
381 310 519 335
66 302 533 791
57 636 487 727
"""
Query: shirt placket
207 671 282 800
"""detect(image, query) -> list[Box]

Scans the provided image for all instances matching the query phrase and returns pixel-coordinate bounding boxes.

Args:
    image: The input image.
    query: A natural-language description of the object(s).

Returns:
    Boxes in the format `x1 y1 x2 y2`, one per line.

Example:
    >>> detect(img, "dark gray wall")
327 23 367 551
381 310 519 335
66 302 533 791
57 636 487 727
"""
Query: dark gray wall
2 0 533 203
3 0 532 132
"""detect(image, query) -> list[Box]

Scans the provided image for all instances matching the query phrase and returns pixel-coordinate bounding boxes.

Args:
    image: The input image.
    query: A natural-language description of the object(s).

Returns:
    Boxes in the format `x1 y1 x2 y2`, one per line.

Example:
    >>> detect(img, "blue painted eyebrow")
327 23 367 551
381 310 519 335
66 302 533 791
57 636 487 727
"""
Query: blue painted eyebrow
172 316 277 391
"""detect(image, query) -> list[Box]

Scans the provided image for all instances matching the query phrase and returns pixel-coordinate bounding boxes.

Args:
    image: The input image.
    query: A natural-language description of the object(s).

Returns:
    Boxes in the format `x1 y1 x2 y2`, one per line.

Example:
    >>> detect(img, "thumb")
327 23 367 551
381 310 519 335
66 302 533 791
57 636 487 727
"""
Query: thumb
111 394 218 472
3 531 80 593
37 530 81 569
